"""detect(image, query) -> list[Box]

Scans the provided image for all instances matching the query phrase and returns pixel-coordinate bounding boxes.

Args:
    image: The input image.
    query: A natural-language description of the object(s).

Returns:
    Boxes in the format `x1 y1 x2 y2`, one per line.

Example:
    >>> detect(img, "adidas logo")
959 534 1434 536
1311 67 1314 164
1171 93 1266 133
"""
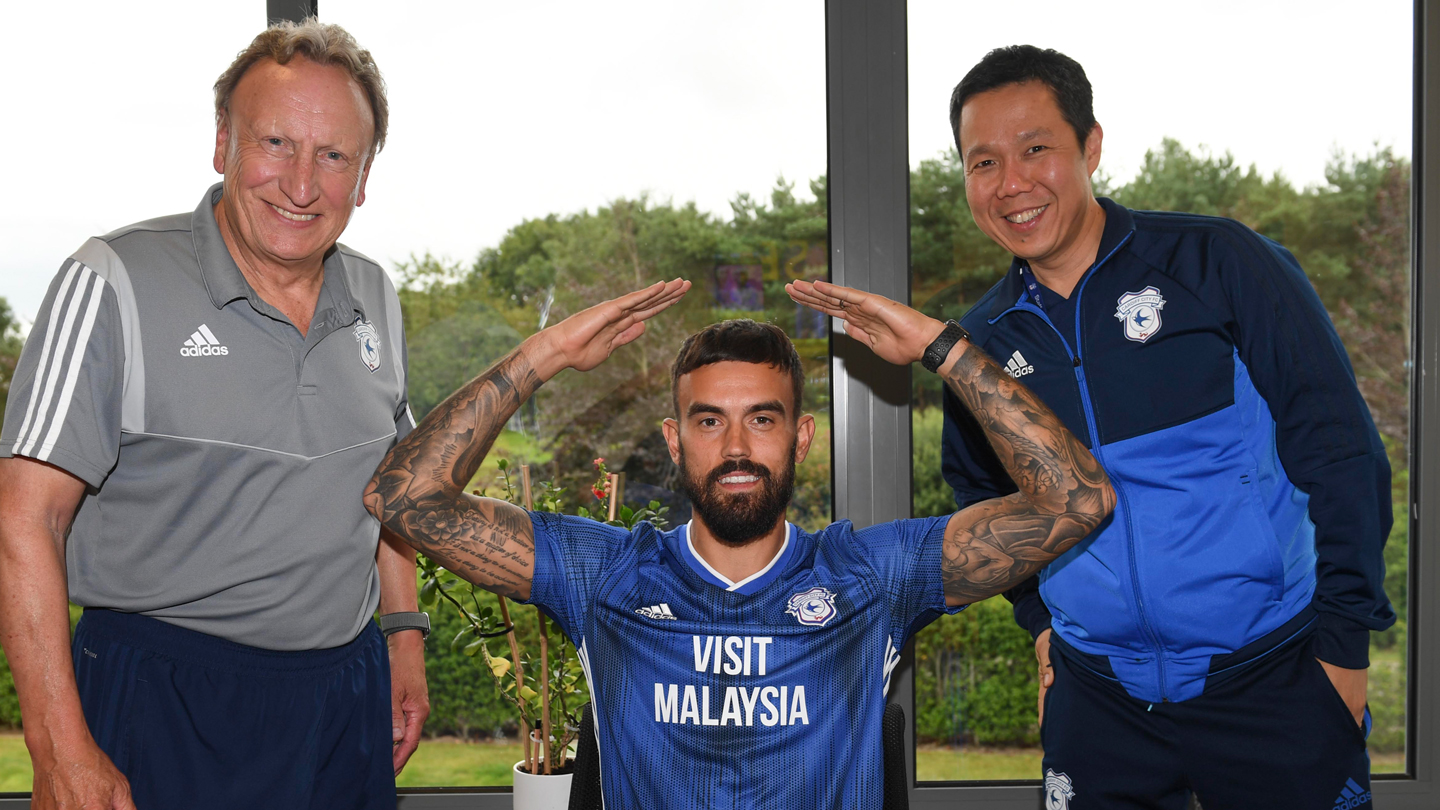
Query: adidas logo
636 603 677 621
1005 350 1035 378
1333 777 1371 809
181 324 229 357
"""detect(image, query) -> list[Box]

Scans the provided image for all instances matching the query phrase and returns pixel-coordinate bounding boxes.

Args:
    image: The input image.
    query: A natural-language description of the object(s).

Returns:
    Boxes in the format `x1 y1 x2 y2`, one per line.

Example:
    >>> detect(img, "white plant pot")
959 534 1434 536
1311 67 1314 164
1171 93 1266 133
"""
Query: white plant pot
513 760 574 810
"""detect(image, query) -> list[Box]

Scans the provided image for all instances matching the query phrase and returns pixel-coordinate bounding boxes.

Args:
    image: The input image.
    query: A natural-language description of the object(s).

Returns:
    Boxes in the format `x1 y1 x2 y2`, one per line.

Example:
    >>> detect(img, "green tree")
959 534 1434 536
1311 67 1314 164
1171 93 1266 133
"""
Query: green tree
0 297 24 421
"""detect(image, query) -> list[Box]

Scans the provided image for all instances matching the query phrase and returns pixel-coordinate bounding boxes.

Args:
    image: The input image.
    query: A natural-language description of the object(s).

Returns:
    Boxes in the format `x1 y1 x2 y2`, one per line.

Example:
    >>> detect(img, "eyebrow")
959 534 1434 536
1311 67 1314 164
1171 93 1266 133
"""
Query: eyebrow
686 400 788 418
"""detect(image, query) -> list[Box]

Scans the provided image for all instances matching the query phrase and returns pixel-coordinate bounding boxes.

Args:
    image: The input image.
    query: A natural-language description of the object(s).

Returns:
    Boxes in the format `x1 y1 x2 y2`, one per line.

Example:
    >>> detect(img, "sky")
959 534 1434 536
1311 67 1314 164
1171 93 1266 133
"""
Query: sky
0 0 1411 329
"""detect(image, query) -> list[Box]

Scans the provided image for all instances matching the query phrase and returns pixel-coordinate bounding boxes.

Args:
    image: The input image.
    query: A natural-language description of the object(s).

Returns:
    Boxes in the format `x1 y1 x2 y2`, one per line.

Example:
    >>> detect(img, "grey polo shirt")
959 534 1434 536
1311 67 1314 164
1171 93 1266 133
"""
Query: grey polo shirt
0 183 414 650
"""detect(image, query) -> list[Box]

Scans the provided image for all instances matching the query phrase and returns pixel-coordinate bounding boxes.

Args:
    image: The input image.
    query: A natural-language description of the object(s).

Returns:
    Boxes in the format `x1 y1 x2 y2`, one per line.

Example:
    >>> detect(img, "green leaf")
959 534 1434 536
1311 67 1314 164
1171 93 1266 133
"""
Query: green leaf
419 577 438 608
464 638 485 657
519 685 539 702
497 458 509 470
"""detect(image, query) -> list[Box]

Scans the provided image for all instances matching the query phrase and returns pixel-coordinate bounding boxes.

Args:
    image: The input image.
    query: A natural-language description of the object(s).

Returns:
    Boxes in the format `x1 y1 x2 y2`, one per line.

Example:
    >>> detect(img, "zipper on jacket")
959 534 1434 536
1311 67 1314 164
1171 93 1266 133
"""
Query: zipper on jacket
1068 232 1170 702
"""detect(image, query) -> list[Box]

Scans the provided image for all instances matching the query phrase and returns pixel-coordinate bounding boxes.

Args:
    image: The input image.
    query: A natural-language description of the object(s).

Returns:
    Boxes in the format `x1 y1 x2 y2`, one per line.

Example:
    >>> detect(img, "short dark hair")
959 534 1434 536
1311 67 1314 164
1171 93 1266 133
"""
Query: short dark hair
671 320 804 417
948 45 1095 155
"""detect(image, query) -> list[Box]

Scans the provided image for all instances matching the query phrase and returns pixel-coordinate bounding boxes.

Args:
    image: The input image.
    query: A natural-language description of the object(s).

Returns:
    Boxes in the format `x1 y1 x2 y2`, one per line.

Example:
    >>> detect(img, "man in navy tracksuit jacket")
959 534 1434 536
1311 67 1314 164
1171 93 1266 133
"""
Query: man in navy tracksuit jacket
940 46 1394 809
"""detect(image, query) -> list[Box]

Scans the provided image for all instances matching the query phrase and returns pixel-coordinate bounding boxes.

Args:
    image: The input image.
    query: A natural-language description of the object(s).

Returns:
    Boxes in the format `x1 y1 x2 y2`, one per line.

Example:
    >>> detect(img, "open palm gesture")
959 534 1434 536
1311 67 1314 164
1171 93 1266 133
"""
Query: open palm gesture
546 279 691 372
786 279 945 367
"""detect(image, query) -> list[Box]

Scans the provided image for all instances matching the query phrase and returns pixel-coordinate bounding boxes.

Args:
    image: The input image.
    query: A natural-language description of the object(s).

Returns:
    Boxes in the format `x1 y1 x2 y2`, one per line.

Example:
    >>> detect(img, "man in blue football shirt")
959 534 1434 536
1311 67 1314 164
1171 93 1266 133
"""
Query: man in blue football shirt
366 278 1113 808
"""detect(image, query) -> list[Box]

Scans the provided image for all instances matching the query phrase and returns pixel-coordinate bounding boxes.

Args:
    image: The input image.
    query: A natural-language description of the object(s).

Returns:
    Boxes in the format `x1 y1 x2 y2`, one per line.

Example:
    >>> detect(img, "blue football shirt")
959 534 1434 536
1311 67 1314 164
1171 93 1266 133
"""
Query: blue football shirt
525 513 960 809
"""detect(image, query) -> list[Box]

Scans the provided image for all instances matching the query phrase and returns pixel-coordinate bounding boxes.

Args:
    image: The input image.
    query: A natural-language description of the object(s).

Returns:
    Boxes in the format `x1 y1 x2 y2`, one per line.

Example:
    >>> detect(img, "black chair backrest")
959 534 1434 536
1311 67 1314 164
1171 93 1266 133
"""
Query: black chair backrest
882 702 910 810
568 700 910 809
568 703 603 810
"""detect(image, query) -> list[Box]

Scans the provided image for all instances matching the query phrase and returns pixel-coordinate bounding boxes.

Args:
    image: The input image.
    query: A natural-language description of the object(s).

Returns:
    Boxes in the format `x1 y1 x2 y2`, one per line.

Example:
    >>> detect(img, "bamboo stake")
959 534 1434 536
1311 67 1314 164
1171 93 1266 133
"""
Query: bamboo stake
496 596 529 774
523 465 550 774
606 472 621 521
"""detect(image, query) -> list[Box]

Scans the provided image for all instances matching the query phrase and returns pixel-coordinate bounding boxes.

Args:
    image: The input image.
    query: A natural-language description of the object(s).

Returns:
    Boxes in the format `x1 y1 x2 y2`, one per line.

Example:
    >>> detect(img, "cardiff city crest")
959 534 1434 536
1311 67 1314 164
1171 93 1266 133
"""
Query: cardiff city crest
353 319 382 373
786 587 837 627
1114 286 1166 343
1044 769 1076 810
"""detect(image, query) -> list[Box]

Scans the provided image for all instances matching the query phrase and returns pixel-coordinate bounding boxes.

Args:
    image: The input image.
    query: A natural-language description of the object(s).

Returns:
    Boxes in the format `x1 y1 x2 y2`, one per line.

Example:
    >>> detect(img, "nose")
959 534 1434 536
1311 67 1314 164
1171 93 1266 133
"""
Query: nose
998 158 1031 199
279 151 321 208
721 422 751 460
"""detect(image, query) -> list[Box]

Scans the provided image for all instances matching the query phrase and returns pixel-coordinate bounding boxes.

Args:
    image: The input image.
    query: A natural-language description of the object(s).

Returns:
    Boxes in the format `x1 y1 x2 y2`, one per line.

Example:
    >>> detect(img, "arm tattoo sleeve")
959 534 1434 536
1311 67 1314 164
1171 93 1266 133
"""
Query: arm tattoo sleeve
364 348 544 601
940 345 1115 605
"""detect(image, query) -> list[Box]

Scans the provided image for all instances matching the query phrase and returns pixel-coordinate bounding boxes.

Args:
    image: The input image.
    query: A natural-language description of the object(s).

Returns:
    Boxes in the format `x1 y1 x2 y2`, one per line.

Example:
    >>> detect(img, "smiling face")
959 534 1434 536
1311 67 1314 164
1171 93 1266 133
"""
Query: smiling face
663 361 816 547
959 81 1105 280
212 56 374 272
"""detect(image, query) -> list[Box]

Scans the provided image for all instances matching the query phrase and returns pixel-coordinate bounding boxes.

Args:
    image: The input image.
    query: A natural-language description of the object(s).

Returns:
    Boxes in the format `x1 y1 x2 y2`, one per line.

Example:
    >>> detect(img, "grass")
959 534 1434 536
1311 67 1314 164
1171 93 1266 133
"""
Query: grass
0 735 1410 792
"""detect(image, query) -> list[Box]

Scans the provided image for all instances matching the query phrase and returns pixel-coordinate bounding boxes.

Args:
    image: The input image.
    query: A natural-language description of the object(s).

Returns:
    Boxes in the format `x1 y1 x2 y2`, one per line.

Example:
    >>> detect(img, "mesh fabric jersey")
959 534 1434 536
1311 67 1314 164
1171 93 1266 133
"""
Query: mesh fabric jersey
525 512 958 809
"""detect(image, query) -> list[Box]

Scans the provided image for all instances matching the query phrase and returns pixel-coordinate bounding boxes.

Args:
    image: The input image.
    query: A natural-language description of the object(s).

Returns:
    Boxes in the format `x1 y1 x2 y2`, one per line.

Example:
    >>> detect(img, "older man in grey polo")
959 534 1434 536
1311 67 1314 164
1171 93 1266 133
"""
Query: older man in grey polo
0 20 427 810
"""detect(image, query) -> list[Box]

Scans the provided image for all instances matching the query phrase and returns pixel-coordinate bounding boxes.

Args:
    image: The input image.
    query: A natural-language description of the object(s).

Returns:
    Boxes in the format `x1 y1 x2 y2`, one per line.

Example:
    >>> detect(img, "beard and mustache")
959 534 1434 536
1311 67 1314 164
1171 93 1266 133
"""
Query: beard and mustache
677 439 796 547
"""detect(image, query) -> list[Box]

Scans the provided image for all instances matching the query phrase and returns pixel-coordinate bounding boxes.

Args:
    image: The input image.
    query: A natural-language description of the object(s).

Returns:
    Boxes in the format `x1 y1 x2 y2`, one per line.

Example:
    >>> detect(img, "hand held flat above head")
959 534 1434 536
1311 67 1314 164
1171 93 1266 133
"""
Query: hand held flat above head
785 279 945 367
536 279 691 377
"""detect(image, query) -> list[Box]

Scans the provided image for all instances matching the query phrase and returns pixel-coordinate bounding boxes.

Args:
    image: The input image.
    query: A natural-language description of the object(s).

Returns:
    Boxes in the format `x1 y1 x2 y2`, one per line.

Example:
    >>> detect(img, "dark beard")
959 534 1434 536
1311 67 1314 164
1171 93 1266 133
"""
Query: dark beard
678 441 796 547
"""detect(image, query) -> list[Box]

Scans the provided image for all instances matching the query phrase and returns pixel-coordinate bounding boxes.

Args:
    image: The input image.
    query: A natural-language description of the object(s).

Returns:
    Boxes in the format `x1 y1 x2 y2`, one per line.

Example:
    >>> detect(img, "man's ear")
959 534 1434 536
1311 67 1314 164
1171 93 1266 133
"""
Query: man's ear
213 113 230 175
662 418 682 465
794 413 816 465
356 156 372 207
1084 122 1104 177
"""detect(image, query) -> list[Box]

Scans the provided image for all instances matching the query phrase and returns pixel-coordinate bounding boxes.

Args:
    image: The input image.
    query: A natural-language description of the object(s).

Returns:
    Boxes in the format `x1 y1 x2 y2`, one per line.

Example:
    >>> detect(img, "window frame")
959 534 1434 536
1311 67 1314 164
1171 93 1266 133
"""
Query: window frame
0 1 1430 807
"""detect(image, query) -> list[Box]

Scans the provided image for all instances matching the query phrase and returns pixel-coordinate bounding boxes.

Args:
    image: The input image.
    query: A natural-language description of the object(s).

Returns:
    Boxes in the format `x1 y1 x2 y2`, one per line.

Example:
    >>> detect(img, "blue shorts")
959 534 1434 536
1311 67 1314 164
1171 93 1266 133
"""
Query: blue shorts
1041 613 1373 810
73 609 396 810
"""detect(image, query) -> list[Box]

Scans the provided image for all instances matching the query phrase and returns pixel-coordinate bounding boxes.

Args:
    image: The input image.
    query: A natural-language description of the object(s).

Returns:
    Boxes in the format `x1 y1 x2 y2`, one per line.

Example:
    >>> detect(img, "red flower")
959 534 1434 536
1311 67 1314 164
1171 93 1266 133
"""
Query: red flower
592 486 607 501
593 458 605 468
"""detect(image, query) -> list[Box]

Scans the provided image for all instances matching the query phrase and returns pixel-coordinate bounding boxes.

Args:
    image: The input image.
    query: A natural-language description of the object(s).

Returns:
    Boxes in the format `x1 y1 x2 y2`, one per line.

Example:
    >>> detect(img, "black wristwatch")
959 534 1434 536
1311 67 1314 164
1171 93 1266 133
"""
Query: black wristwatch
378 611 431 639
920 319 971 373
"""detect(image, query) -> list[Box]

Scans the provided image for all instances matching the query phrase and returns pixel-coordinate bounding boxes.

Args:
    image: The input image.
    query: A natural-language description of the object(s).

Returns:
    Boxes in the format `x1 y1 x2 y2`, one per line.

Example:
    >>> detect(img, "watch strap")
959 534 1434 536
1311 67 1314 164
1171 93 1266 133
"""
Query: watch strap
378 611 431 639
921 319 971 373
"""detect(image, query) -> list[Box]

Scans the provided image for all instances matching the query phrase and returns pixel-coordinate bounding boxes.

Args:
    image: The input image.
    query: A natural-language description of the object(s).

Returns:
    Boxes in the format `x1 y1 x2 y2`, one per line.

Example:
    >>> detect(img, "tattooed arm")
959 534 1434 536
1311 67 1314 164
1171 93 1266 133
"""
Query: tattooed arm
786 280 1114 607
364 280 690 601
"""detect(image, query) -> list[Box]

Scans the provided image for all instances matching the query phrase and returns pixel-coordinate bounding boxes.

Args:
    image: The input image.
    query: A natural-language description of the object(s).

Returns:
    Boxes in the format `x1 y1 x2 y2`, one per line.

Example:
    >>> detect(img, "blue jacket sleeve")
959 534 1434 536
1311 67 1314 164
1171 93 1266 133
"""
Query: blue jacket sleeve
941 382 1054 640
1211 227 1396 668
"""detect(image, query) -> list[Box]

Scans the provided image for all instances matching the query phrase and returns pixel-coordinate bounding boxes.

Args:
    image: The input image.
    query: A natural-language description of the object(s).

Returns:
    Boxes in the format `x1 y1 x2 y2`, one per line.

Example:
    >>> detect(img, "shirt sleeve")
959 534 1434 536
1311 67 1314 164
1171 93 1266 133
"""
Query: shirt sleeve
524 511 633 644
0 257 123 488
850 516 965 646
1211 225 1396 668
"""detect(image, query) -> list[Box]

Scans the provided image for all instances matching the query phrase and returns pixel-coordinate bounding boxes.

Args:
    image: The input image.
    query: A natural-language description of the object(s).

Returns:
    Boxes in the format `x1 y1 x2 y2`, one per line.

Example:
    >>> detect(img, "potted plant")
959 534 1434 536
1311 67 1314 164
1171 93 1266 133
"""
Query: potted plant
416 457 667 809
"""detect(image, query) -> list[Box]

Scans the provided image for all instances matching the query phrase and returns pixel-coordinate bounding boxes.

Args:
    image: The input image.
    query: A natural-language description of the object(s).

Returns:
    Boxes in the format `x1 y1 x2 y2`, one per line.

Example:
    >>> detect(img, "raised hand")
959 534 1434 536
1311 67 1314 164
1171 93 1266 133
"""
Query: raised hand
541 279 691 375
786 279 944 367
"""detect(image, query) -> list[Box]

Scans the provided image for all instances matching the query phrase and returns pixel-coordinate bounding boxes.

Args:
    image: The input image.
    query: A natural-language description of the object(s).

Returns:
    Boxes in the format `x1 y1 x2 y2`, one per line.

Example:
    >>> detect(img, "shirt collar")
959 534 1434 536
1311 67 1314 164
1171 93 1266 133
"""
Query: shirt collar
191 182 367 322
679 521 796 596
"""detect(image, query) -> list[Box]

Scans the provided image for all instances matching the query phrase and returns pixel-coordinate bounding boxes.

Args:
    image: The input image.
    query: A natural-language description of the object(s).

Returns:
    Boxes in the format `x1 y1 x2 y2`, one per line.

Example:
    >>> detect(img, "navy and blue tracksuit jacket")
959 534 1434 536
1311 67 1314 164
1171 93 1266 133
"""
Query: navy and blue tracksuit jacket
942 198 1396 703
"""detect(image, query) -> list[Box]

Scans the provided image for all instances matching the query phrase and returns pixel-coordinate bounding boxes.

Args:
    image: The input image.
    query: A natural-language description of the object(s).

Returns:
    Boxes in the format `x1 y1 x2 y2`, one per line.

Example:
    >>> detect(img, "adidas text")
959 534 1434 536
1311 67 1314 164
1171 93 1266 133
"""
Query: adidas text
1005 350 1035 378
181 325 229 357
637 603 678 620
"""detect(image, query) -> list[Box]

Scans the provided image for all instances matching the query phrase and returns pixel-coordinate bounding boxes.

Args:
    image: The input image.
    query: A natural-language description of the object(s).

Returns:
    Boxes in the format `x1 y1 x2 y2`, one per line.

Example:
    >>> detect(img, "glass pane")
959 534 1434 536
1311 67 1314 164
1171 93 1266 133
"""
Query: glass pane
323 0 829 789
908 0 1412 783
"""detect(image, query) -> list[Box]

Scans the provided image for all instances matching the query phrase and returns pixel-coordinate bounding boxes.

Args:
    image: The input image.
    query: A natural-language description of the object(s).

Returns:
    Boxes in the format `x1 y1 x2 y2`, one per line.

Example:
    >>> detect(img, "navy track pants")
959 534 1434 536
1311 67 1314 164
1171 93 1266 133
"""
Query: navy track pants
1041 628 1372 810
73 608 397 810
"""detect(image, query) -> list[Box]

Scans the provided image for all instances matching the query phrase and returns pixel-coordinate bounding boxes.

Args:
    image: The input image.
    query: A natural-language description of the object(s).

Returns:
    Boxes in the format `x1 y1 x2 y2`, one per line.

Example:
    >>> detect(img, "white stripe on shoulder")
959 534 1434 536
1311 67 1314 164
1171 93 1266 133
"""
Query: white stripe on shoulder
20 264 98 457
13 260 82 451
37 273 106 462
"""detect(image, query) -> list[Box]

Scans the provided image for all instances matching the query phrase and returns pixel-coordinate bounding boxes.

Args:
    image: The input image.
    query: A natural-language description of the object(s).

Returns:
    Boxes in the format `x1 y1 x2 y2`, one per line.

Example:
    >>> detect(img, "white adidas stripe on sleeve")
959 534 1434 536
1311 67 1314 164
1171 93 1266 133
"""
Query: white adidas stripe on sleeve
20 265 102 457
36 272 107 462
12 260 82 451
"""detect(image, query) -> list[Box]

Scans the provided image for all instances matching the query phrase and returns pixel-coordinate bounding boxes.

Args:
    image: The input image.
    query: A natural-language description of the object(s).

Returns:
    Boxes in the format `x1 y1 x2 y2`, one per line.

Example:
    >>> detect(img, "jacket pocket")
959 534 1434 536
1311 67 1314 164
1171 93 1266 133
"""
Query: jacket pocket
1240 469 1286 603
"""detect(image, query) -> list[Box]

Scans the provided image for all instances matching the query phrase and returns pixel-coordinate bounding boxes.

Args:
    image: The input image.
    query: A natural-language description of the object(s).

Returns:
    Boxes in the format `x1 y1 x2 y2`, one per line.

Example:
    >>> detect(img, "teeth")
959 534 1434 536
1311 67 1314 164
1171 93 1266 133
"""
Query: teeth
720 475 760 484
270 203 316 222
1005 205 1047 224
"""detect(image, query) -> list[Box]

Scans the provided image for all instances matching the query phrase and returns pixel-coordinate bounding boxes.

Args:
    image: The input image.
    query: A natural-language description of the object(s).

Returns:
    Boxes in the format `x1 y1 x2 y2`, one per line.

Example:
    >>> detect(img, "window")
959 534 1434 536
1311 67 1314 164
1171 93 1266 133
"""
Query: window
323 0 831 790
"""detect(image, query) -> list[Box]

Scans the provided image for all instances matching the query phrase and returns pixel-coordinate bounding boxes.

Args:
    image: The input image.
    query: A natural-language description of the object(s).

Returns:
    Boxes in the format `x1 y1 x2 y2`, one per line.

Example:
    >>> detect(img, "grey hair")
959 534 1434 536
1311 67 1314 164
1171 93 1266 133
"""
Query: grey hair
213 17 388 157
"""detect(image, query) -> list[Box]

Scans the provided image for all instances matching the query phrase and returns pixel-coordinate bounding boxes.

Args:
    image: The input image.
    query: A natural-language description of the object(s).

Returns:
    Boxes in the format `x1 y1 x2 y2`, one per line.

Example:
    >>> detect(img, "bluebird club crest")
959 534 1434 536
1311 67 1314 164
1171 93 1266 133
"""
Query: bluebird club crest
1044 769 1076 810
1114 286 1166 343
353 320 381 373
786 587 837 627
